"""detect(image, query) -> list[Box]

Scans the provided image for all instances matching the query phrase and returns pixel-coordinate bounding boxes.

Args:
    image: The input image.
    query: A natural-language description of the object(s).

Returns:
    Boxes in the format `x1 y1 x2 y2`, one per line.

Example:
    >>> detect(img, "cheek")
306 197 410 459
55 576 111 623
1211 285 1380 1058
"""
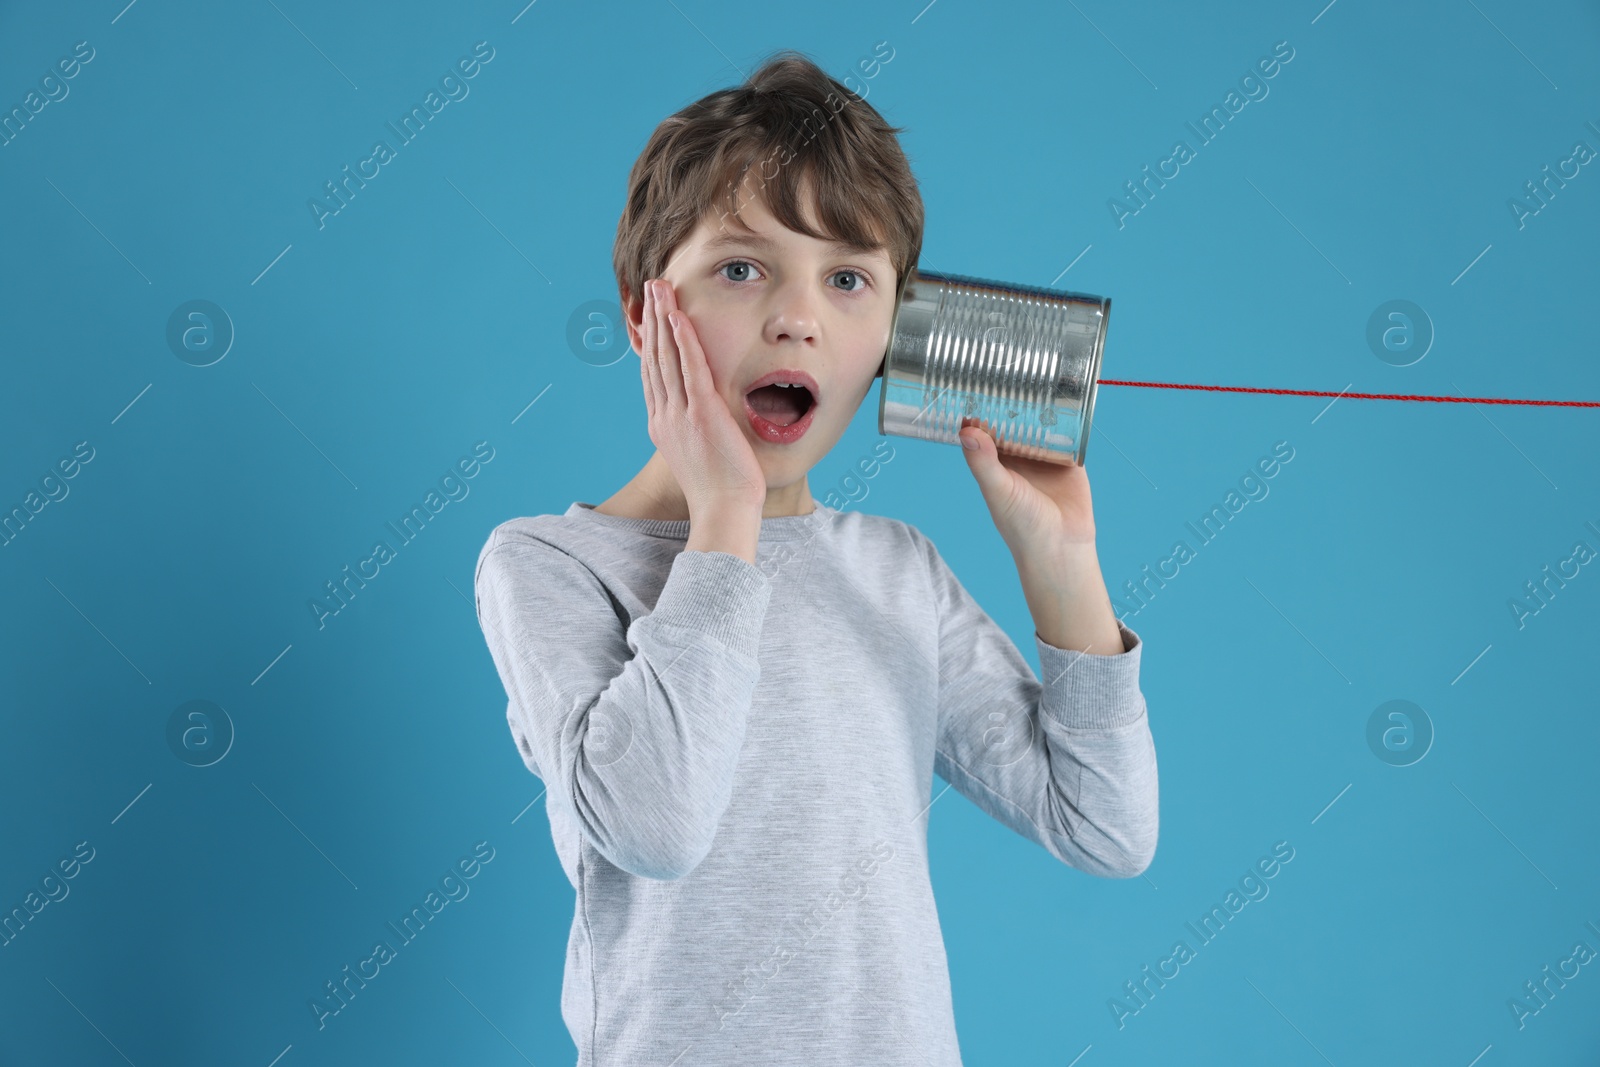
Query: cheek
677 306 755 423
851 337 888 394
685 320 740 390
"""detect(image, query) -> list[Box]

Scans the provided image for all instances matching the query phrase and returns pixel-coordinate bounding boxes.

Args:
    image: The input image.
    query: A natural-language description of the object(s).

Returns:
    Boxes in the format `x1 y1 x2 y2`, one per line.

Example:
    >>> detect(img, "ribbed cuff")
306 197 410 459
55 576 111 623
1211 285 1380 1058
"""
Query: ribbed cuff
1035 621 1146 730
648 550 773 660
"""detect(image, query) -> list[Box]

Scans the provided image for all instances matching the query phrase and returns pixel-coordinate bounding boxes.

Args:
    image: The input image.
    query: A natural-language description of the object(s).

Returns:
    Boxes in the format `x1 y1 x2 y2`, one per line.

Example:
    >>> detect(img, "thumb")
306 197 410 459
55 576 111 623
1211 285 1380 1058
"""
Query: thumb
959 425 1010 503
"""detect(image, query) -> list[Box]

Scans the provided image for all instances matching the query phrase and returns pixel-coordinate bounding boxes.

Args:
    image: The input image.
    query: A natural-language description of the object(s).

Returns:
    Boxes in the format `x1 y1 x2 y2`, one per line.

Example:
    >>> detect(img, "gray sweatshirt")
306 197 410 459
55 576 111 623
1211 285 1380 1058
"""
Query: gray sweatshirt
472 497 1158 1066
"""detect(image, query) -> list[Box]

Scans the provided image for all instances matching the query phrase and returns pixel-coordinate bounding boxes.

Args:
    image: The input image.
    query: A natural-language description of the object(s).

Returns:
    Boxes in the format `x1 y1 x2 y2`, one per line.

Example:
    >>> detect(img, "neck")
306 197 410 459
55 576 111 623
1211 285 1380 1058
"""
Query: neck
620 451 813 520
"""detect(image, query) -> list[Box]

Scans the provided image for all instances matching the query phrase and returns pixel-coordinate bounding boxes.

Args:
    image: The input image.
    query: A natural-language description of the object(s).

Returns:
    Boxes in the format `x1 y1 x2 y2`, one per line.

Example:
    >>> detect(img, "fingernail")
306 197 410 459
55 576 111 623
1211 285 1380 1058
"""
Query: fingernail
961 433 978 451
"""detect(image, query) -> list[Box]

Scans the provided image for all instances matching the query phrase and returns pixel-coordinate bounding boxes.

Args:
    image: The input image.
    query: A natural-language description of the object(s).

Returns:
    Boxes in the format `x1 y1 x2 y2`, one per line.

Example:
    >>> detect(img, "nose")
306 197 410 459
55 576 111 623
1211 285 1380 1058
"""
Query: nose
763 275 820 346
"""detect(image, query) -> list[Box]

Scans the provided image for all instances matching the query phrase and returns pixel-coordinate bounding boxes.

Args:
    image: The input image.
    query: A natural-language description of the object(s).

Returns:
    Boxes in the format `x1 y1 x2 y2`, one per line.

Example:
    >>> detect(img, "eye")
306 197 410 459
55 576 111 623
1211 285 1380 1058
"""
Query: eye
718 259 762 284
830 269 870 293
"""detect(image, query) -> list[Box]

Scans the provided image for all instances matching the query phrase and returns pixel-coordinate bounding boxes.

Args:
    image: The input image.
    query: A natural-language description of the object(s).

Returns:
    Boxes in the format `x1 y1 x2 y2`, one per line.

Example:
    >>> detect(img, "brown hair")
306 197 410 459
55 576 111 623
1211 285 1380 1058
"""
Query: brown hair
612 49 923 312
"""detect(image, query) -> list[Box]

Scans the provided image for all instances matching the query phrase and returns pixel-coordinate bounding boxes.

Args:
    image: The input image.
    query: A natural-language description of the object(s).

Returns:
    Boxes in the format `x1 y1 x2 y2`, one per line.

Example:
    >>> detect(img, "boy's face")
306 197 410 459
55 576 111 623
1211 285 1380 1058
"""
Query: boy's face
622 180 899 496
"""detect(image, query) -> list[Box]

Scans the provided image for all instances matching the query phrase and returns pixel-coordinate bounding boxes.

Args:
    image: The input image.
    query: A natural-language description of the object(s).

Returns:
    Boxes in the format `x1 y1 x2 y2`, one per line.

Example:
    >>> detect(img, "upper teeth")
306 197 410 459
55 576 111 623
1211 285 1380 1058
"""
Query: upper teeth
775 382 799 388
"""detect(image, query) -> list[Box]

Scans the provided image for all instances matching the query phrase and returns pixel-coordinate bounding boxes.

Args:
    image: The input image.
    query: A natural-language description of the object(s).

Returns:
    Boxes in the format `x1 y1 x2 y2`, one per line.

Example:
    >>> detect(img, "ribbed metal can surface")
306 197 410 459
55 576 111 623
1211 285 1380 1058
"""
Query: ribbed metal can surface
877 268 1110 466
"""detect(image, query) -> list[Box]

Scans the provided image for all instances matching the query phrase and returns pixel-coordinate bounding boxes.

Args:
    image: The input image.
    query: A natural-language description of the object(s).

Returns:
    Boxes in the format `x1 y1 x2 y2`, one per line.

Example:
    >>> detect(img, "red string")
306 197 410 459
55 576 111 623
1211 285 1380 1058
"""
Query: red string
1096 378 1600 408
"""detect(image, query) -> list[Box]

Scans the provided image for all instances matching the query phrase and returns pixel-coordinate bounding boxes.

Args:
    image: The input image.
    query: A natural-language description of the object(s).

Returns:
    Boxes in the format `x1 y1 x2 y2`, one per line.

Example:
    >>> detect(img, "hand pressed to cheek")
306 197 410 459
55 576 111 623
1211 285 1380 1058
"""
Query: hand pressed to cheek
639 278 698 418
631 276 770 511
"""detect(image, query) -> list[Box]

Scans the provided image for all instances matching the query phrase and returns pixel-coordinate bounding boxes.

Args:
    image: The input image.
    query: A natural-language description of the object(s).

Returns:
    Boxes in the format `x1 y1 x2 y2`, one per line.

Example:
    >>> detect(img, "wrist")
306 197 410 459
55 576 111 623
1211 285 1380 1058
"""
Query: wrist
1014 536 1100 580
686 504 763 563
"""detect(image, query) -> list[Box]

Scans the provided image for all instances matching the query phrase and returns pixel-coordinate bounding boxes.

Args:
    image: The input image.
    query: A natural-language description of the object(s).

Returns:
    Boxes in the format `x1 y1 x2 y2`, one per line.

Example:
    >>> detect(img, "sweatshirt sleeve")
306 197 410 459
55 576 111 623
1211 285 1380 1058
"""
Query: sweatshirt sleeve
473 529 773 881
916 530 1159 879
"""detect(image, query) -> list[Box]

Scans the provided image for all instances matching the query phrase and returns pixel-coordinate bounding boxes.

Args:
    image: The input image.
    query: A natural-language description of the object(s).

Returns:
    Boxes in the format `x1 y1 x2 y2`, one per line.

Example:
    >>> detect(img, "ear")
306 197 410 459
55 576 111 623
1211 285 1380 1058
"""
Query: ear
620 283 644 356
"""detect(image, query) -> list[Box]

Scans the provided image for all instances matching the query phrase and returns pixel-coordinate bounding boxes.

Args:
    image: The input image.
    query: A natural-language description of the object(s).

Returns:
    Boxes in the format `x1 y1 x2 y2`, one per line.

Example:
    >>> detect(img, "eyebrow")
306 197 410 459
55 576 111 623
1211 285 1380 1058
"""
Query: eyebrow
700 230 888 261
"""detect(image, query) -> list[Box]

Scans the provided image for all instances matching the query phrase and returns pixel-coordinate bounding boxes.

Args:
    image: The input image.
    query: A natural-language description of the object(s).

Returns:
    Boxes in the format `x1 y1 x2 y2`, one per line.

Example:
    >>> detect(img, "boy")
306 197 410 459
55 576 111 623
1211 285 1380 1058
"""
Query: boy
473 49 1157 1066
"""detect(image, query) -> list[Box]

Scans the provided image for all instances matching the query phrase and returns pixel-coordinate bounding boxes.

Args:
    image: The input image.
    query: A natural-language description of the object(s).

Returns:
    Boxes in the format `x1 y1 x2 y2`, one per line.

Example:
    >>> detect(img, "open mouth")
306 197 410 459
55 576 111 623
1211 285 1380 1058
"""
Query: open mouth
744 382 815 427
742 372 820 444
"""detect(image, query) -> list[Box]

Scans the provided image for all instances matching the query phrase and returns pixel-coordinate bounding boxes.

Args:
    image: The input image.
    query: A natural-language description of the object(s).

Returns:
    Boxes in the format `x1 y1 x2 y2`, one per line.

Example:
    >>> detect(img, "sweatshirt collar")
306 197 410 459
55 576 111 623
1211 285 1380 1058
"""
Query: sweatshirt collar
567 498 832 541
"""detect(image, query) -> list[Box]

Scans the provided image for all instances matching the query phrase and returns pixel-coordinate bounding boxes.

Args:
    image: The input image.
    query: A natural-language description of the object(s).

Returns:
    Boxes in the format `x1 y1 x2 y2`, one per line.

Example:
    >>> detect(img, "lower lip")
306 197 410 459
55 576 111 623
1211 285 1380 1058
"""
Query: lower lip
744 396 817 444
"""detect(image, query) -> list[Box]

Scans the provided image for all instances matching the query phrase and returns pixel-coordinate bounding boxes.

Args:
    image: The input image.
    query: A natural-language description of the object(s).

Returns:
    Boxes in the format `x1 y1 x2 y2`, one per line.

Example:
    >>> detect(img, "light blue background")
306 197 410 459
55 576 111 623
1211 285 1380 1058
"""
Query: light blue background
3 0 1597 1064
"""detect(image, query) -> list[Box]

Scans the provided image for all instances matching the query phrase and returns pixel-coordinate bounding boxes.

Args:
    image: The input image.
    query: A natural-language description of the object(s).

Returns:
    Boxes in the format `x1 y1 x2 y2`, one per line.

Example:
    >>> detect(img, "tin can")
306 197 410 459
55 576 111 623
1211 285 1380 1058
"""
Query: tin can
877 268 1111 466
